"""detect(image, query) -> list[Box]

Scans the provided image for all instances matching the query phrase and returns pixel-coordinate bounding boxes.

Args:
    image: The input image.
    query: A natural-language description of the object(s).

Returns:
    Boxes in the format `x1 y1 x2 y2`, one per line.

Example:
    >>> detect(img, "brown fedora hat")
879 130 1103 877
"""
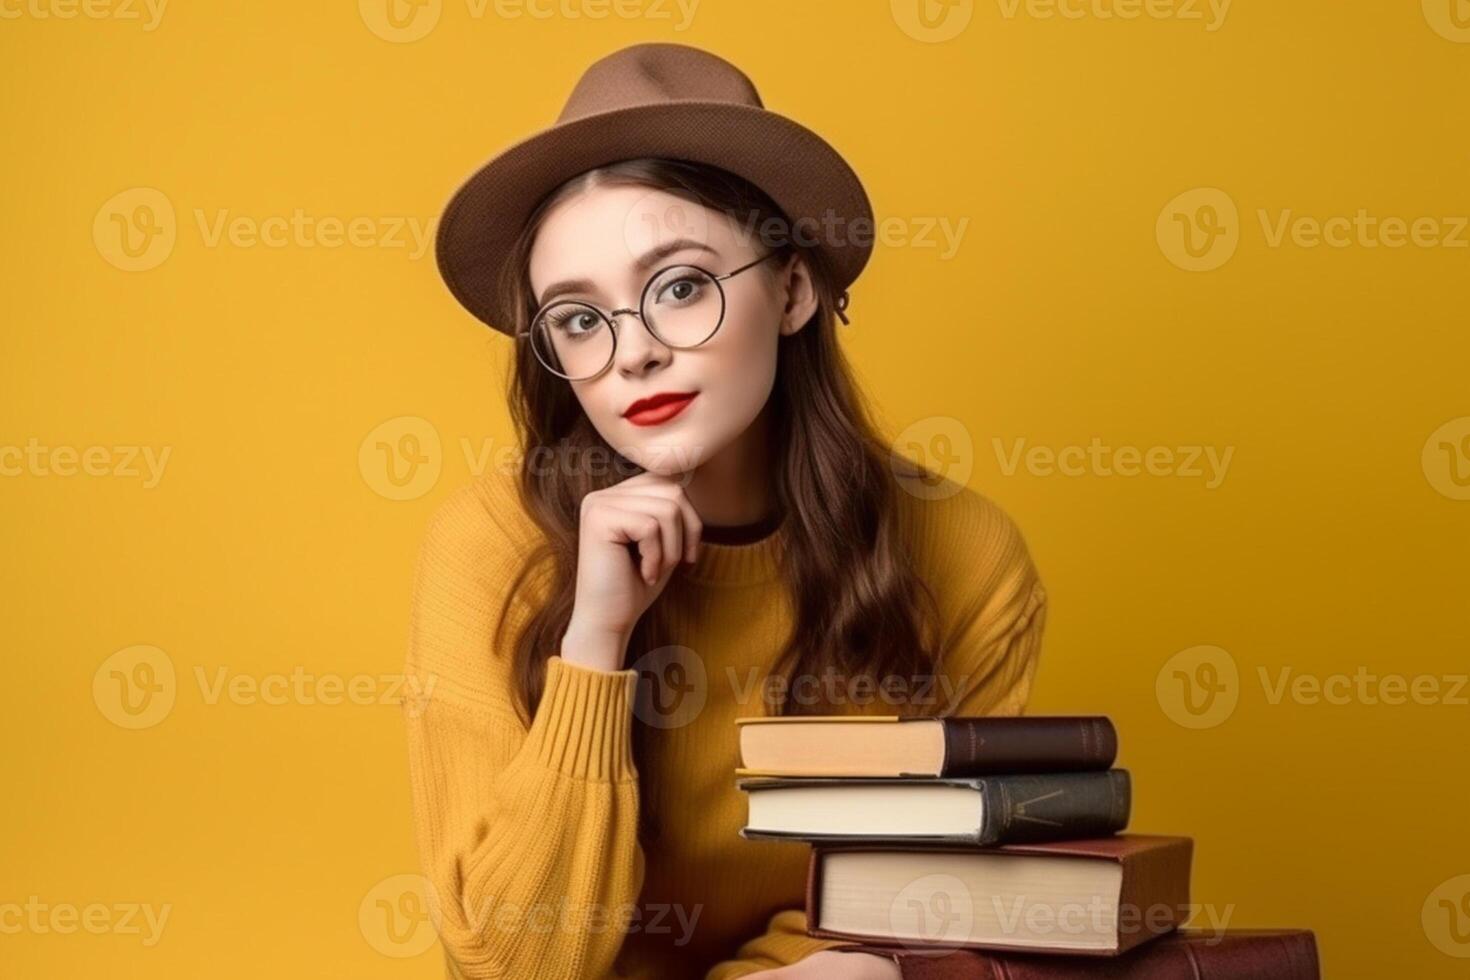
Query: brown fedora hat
434 42 874 336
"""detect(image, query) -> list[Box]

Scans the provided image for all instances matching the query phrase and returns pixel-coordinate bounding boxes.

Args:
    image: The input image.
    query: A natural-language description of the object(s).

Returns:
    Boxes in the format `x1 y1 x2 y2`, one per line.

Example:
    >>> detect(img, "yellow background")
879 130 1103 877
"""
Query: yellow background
3 0 1468 976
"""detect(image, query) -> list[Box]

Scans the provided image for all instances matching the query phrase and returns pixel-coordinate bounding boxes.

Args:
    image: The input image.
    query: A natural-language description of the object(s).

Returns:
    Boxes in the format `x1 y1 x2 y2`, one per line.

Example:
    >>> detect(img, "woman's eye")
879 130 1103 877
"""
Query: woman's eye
658 278 700 304
548 310 600 336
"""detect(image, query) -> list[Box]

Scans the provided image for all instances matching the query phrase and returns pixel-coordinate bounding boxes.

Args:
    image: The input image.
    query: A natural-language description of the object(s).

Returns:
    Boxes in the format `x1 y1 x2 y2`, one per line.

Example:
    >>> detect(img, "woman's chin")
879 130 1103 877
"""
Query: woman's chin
616 433 715 481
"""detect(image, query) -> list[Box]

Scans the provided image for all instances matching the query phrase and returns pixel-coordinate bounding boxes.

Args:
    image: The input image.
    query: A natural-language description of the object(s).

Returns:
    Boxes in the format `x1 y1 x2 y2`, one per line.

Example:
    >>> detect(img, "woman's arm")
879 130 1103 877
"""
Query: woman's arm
401 480 644 980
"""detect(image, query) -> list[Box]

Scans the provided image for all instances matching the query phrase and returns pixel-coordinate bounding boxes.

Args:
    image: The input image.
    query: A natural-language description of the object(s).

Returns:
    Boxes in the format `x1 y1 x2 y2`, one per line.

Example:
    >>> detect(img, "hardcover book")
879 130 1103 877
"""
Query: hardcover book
736 715 1117 777
739 770 1131 846
806 835 1192 957
832 929 1320 979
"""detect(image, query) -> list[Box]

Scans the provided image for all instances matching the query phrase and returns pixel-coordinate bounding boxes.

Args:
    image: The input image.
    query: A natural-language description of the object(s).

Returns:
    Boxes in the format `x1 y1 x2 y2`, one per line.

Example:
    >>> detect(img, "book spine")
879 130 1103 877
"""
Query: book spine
941 716 1117 775
976 770 1131 845
868 930 1321 979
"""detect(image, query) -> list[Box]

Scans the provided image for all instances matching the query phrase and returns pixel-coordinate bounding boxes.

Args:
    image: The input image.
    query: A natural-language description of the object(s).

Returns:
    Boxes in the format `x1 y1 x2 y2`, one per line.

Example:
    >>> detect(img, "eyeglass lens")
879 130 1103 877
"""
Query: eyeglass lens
530 265 724 379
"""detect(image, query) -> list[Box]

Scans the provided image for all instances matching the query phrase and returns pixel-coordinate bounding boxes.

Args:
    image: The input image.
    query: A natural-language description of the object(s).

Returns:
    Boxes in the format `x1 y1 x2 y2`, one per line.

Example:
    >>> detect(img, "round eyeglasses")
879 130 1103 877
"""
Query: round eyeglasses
521 250 783 381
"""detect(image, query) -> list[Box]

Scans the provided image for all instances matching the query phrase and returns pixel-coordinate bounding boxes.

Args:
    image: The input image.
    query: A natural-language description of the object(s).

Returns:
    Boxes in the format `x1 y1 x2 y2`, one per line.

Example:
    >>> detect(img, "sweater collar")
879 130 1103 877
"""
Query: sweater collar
678 518 785 587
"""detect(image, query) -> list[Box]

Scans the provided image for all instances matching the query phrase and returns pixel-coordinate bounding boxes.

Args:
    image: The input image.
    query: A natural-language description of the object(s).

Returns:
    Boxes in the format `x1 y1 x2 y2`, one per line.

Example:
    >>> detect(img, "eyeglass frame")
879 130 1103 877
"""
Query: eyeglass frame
518 249 787 381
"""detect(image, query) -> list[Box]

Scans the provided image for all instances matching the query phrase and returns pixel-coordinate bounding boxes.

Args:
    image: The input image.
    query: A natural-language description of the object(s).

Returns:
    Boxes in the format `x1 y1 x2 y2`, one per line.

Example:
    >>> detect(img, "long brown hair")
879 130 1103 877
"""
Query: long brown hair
488 158 944 842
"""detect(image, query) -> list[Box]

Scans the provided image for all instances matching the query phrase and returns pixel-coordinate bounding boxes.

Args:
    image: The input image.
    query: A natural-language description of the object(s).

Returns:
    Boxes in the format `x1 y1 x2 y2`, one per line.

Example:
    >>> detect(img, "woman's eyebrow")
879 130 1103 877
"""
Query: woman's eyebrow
536 238 719 307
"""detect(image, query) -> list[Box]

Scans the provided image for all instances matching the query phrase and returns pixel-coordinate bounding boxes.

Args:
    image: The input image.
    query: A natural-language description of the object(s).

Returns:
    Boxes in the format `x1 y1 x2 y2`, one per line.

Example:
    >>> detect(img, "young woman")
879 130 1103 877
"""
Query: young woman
404 43 1048 979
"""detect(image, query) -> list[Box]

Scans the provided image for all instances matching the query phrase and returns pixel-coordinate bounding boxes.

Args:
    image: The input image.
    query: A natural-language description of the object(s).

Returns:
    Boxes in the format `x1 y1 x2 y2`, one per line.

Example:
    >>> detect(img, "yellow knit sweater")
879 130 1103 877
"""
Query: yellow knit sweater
401 464 1048 979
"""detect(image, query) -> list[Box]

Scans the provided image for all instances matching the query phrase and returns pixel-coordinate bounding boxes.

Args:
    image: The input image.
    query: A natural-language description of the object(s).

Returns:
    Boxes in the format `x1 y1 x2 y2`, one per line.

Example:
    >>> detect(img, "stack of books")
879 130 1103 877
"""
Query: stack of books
734 715 1319 977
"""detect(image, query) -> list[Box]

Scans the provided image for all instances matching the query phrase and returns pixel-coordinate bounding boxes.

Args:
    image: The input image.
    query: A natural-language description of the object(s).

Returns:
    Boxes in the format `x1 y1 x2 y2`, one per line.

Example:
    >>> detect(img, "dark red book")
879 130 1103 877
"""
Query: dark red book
832 929 1320 979
807 836 1191 957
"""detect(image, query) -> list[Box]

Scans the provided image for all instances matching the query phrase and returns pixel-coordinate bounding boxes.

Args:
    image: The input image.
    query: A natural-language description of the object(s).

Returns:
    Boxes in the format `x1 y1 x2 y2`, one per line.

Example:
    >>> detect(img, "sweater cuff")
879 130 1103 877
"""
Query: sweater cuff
522 655 638 781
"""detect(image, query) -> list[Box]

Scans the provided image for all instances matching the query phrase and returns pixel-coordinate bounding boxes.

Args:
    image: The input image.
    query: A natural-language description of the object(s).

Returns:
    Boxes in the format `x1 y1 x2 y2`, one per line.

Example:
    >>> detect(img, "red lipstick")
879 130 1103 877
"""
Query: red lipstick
623 391 697 427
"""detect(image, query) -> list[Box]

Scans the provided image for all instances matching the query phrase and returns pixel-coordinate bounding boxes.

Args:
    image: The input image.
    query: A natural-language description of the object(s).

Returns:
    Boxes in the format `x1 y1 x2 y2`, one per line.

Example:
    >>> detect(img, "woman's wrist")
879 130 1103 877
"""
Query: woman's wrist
559 619 631 673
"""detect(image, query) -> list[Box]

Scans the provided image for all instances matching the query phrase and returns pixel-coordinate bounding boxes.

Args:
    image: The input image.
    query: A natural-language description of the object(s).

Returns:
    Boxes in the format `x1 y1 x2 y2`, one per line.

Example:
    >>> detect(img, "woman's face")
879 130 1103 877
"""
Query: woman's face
527 184 818 478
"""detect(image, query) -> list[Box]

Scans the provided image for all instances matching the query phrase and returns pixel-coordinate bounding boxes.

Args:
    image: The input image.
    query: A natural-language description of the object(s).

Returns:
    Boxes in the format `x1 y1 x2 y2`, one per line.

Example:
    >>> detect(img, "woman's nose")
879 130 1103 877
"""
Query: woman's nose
610 310 672 377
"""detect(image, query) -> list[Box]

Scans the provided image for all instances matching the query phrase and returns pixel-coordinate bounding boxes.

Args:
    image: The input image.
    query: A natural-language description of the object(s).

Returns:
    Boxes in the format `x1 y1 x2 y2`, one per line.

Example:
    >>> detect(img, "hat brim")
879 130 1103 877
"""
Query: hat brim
434 101 874 335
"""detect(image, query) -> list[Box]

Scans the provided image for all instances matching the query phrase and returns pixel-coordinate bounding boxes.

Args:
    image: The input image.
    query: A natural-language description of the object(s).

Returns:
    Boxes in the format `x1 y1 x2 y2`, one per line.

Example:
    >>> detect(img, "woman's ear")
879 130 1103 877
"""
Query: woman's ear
776 253 821 336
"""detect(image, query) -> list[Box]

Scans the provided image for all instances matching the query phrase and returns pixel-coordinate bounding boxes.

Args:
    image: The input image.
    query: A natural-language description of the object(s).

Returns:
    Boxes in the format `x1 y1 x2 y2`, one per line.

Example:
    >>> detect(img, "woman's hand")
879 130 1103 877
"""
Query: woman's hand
743 950 902 979
560 470 703 672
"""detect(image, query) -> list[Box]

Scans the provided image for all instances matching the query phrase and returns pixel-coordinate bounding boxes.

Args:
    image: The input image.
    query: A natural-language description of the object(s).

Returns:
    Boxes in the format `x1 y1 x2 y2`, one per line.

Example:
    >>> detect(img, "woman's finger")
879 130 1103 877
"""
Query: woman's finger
605 493 683 582
600 505 664 585
609 477 703 563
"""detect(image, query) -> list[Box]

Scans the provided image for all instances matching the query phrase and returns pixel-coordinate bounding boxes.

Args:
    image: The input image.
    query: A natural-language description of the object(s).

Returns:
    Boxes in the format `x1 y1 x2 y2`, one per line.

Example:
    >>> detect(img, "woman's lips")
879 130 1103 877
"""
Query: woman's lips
624 392 697 427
